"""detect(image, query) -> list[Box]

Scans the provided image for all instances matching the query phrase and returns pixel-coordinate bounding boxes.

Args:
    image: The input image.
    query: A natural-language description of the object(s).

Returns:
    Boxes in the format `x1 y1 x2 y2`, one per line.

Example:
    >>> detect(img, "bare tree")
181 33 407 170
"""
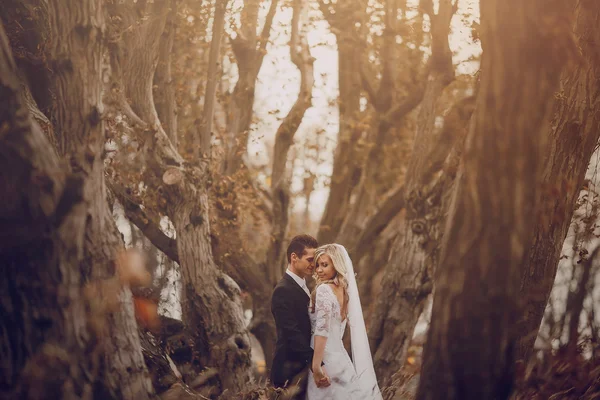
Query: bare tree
316 0 368 244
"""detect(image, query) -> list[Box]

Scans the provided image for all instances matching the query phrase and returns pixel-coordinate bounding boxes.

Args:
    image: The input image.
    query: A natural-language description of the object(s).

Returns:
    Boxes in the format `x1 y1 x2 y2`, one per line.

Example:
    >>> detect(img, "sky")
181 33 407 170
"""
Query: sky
245 0 481 221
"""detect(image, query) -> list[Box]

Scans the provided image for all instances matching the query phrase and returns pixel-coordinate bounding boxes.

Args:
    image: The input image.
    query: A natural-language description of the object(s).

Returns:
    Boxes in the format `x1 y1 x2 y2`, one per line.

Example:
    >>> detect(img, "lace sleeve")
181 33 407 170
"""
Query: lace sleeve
314 285 334 337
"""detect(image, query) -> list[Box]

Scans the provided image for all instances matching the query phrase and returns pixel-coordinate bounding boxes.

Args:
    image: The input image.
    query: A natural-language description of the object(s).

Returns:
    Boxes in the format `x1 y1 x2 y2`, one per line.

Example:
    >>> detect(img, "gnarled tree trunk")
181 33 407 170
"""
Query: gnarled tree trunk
0 1 154 397
170 196 251 391
416 0 574 398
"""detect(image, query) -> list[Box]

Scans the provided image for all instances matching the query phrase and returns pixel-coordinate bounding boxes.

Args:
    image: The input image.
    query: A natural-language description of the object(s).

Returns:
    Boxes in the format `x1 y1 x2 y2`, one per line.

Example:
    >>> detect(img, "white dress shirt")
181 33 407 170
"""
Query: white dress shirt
286 269 310 297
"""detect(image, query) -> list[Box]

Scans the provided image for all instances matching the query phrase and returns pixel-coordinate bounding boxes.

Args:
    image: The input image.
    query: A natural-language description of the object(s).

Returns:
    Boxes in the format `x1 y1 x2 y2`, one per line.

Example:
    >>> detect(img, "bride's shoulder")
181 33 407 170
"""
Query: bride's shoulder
316 283 336 296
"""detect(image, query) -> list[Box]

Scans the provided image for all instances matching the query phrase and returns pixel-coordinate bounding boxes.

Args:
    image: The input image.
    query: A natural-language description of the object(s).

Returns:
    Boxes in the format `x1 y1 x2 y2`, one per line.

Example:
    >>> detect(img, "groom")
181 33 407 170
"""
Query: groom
270 234 330 396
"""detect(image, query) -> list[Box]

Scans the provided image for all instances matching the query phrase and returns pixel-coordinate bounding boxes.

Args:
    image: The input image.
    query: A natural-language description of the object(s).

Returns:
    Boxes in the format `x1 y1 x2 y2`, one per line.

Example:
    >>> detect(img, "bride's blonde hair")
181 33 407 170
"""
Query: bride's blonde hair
310 244 350 320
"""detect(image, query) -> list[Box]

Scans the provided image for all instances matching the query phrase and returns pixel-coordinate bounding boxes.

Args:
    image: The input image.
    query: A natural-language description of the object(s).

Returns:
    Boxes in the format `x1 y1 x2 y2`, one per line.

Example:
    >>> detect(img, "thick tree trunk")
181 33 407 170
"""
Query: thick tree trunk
416 1 573 398
46 1 154 396
170 196 252 392
0 22 92 399
1 7 153 397
516 0 600 360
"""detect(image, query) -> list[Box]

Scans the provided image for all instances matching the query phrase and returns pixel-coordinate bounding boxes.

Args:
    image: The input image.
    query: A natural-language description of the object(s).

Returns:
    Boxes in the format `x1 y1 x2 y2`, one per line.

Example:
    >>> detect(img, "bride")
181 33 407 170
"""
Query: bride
307 244 382 399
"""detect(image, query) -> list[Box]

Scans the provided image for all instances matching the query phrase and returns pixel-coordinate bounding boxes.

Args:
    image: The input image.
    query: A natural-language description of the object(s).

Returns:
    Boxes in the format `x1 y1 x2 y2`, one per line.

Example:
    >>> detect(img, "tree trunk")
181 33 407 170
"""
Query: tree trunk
317 38 363 244
46 1 154 396
516 0 600 360
0 21 93 399
0 5 153 397
169 196 252 392
416 0 574 398
368 1 463 385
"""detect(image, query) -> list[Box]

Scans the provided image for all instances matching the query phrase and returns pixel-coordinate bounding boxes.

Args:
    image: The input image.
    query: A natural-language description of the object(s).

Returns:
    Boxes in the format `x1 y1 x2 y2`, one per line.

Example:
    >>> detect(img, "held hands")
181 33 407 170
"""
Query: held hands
312 365 331 388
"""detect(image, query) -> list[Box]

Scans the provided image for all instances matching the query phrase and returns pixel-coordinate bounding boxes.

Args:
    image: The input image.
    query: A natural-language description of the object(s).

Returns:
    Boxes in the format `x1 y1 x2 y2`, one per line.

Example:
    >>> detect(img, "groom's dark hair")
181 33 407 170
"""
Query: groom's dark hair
286 234 318 263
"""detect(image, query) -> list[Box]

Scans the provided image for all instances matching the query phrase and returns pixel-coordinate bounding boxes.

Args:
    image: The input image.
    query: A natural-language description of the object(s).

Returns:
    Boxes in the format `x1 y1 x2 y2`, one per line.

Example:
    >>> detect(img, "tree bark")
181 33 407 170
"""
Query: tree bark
0 20 92 398
0 4 154 397
45 1 154 396
170 196 252 391
516 0 600 360
416 0 574 398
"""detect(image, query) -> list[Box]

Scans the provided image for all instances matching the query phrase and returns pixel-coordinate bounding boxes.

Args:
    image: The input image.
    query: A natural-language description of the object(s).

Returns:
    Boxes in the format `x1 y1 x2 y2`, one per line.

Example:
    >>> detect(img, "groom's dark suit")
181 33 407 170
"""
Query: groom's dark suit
270 273 314 388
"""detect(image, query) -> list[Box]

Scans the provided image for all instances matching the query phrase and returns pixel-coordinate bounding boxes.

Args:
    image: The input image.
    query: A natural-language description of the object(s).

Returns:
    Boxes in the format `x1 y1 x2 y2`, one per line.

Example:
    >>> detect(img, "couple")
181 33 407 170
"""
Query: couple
270 234 382 399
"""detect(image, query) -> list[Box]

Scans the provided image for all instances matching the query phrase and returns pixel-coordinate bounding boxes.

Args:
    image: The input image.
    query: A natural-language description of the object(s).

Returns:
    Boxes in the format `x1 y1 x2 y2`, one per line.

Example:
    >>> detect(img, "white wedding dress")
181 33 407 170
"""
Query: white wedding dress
307 284 381 399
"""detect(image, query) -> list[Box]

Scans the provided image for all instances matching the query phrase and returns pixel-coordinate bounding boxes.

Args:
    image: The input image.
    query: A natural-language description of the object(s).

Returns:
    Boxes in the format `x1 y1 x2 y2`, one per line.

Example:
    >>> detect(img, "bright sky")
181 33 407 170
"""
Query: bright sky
245 0 481 221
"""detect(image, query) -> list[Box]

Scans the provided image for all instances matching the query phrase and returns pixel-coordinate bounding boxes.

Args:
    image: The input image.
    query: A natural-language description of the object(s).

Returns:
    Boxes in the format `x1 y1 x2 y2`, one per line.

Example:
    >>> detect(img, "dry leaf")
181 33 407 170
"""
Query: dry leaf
133 297 160 330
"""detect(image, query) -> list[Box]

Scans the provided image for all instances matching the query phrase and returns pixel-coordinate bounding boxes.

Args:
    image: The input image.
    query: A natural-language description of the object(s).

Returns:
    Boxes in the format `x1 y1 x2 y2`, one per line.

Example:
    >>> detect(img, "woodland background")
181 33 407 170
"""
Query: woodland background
1 0 600 399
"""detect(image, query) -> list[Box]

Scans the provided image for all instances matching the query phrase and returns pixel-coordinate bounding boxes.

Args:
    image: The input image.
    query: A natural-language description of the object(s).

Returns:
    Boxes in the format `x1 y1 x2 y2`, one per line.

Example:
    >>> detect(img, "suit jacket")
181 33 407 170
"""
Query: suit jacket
270 273 314 388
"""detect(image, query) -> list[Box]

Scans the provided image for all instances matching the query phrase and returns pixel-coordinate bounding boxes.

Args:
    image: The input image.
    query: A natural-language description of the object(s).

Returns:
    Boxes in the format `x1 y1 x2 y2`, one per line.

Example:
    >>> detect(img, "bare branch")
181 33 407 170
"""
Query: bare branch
257 0 279 57
353 186 405 260
154 0 178 146
271 0 314 189
377 0 399 110
419 95 475 184
198 0 229 158
359 61 380 110
109 182 179 263
382 84 426 124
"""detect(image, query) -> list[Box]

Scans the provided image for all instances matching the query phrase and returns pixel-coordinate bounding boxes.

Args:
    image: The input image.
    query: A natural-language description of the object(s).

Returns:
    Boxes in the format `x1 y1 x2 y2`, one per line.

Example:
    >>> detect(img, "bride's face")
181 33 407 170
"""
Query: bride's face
315 254 336 281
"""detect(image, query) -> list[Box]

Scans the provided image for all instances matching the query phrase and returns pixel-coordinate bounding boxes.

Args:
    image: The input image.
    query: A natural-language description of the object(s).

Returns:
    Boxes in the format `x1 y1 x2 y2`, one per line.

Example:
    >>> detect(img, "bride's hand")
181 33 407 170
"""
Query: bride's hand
312 366 331 388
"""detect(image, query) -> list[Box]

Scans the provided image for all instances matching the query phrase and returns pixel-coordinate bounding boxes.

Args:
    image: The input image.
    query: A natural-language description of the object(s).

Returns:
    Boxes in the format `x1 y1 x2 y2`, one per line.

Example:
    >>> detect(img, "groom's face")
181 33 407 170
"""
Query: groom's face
292 247 316 279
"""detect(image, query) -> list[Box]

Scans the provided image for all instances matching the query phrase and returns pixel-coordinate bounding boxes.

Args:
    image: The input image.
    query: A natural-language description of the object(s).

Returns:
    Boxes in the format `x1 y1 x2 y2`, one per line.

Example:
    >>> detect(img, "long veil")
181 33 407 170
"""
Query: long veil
331 244 382 399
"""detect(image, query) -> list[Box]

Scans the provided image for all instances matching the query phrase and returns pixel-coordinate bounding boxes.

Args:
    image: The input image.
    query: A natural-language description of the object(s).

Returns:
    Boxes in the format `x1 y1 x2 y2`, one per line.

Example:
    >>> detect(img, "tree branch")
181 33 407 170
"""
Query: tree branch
109 182 179 263
154 0 178 146
271 0 314 189
376 0 399 111
257 0 279 57
382 82 427 124
419 0 434 17
353 185 405 260
359 60 380 110
419 95 475 184
198 0 229 158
